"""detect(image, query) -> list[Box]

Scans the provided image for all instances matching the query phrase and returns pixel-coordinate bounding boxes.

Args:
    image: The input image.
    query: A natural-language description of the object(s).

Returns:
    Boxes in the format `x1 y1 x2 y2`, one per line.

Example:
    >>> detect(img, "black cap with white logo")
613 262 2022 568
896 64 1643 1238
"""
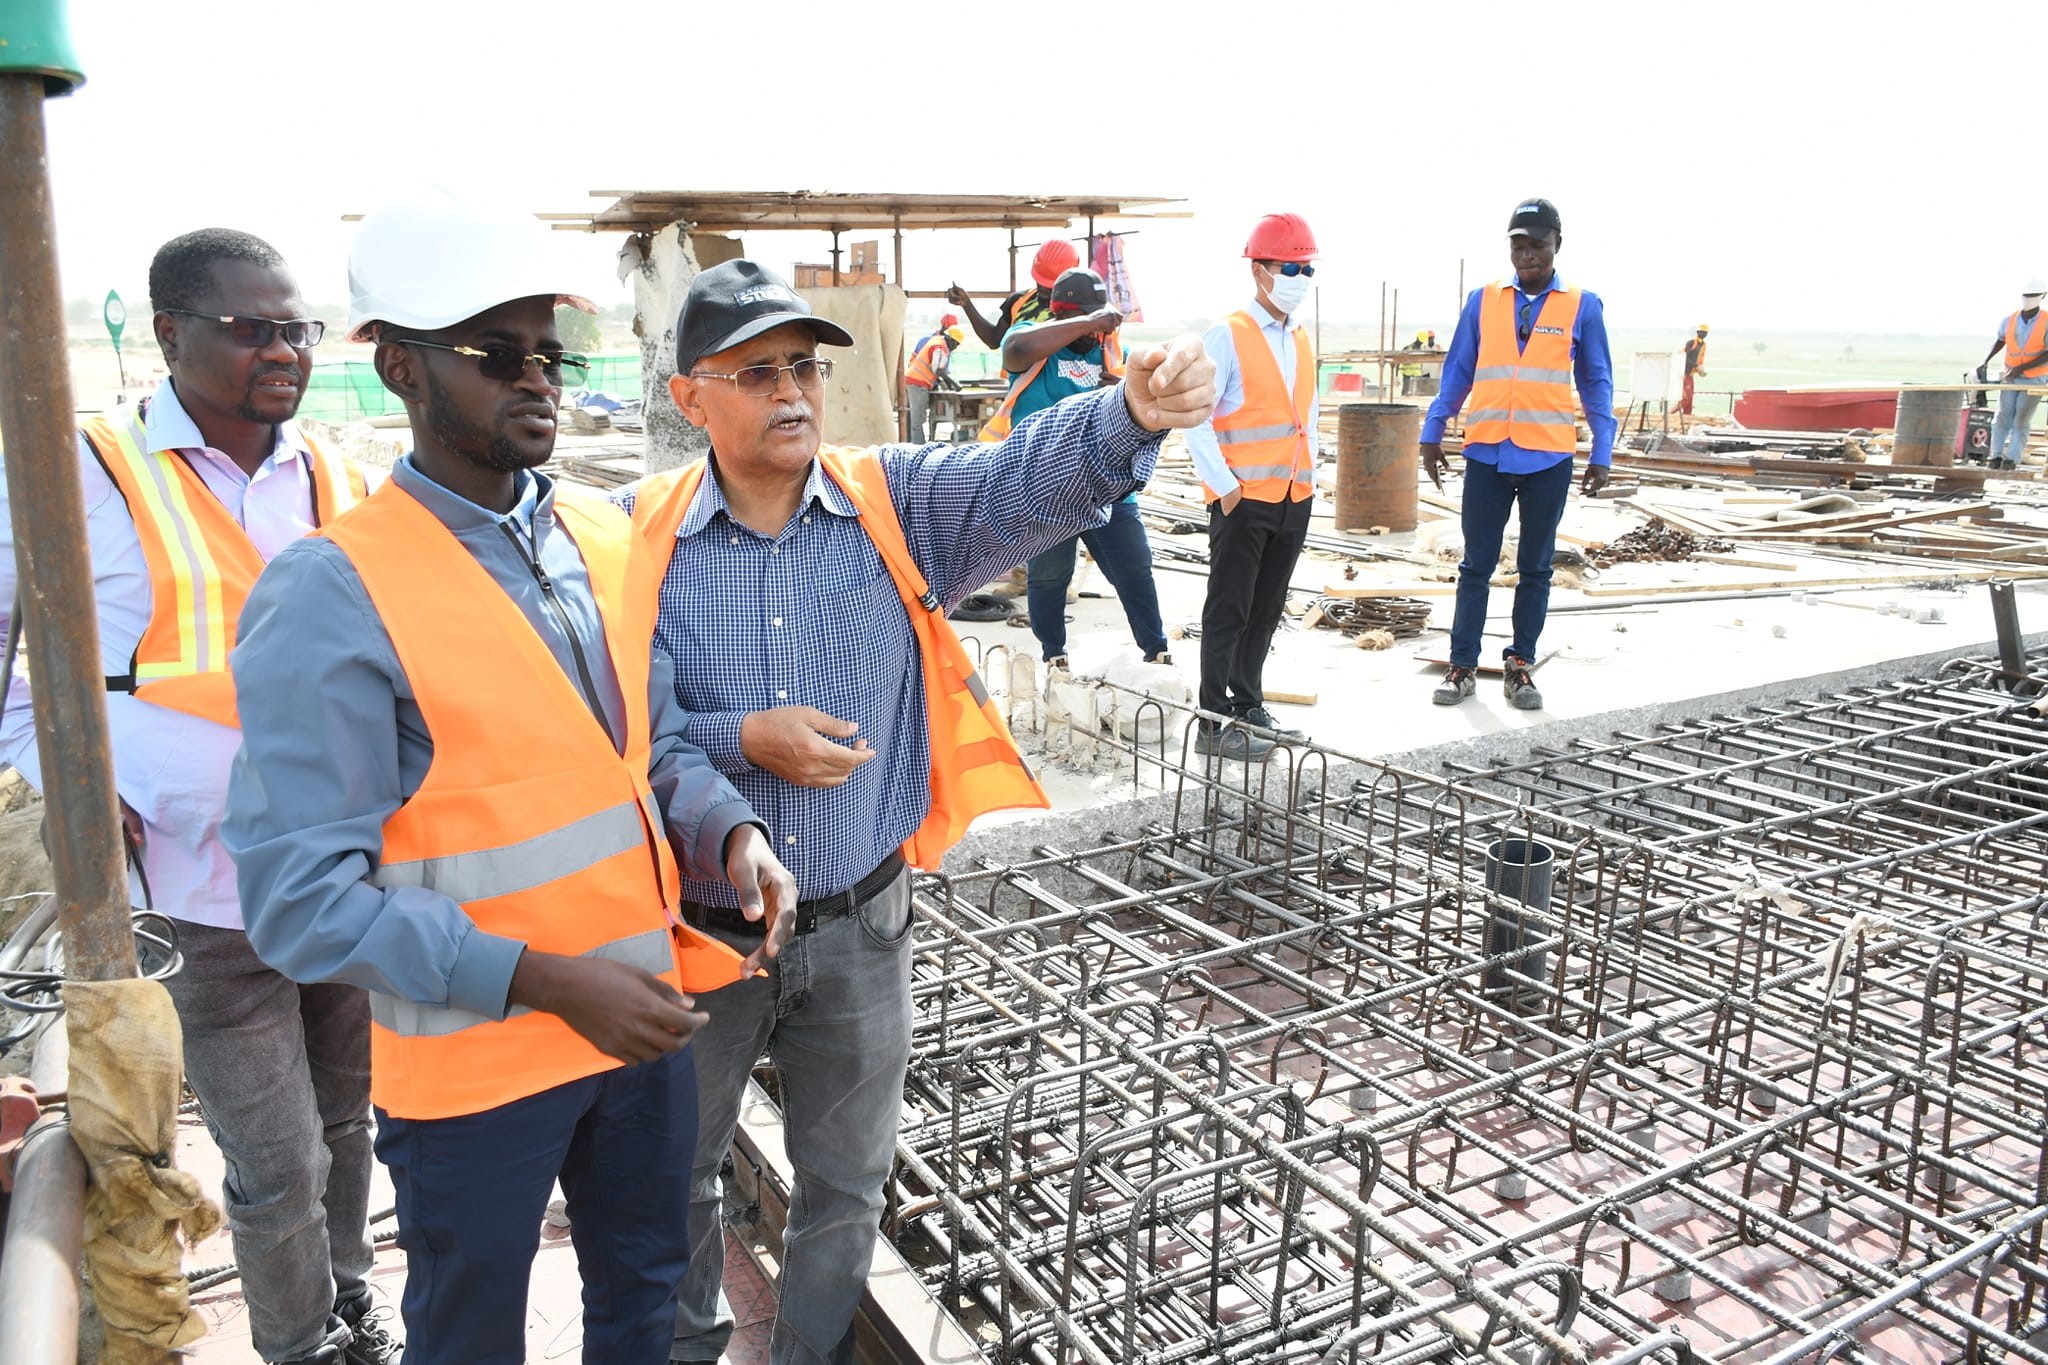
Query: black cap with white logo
674 260 854 373
1506 198 1563 240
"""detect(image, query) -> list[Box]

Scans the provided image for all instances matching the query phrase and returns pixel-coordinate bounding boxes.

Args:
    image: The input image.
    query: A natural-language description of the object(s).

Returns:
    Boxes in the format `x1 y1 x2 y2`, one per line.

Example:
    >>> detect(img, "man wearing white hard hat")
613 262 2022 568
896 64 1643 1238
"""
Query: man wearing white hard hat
224 191 798 1364
1979 280 2048 470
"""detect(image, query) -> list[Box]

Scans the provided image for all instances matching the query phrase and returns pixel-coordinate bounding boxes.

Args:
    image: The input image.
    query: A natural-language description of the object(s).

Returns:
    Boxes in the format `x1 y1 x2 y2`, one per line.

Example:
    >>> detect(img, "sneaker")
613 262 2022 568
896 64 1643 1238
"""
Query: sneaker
1193 726 1276 761
1502 656 1543 711
1241 705 1304 739
1046 655 1071 673
1432 665 1476 706
1144 650 1174 666
337 1294 403 1365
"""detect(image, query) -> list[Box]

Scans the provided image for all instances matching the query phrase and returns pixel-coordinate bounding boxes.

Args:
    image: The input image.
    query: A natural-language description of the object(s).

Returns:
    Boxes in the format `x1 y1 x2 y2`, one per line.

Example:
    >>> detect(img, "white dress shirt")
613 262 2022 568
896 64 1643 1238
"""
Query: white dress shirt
1183 297 1322 498
0 381 350 929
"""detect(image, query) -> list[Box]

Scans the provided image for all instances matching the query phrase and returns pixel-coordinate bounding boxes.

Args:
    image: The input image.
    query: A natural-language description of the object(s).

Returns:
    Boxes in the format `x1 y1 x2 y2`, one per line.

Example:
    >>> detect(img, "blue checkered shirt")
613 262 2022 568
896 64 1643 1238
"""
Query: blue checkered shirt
615 387 1162 904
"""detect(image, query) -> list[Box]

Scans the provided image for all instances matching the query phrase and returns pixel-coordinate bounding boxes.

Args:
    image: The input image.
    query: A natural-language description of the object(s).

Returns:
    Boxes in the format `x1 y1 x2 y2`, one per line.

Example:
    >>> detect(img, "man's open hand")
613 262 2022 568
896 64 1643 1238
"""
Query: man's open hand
740 706 877 787
1122 336 1217 431
725 824 797 974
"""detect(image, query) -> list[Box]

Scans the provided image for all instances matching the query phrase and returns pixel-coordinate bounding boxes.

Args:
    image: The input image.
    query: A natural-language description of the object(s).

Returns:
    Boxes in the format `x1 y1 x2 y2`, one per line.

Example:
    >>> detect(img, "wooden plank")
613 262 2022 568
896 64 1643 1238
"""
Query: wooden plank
1321 583 1460 598
1579 569 2014 598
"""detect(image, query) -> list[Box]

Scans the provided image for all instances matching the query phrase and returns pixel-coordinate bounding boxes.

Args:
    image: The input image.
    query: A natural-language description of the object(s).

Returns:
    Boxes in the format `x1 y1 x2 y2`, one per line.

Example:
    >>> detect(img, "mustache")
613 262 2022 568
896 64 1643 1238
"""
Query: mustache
249 365 302 384
769 401 812 425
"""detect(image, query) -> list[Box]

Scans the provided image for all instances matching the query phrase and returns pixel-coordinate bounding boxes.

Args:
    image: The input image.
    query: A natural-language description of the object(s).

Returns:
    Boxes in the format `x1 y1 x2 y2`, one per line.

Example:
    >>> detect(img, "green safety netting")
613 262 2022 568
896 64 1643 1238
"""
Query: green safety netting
296 354 646 423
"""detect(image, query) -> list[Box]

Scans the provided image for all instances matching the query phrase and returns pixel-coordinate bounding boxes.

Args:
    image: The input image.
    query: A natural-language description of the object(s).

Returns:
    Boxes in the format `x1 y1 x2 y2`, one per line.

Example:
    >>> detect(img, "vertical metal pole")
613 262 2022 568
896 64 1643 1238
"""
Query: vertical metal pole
829 228 842 286
892 216 906 443
0 1122 86 1364
1007 228 1018 292
1989 579 2026 685
1458 257 1465 314
1085 214 1095 265
0 76 138 983
891 213 903 289
1378 281 1387 398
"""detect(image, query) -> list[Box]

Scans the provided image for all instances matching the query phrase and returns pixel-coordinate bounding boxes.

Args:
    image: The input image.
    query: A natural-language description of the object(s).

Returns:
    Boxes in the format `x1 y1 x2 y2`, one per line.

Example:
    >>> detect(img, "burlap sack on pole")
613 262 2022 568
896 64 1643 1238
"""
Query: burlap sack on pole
63 978 221 1361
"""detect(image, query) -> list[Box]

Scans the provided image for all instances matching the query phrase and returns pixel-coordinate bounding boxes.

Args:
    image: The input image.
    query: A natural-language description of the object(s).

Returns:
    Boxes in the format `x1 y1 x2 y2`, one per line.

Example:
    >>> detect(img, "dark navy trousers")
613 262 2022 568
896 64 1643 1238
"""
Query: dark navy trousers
374 1046 699 1365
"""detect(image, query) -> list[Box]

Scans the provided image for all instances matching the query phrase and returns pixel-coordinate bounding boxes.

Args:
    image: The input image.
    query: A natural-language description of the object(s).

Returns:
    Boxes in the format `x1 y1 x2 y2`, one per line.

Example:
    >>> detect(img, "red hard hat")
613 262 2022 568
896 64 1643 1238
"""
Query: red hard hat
1243 213 1319 263
1031 238 1081 287
939 312 960 328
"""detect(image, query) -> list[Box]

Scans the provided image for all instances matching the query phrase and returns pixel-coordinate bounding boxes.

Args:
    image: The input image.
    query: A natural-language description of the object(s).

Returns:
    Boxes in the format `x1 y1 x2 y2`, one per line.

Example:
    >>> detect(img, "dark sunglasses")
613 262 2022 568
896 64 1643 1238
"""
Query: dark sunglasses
401 339 590 385
1259 261 1315 278
163 309 325 349
689 357 835 397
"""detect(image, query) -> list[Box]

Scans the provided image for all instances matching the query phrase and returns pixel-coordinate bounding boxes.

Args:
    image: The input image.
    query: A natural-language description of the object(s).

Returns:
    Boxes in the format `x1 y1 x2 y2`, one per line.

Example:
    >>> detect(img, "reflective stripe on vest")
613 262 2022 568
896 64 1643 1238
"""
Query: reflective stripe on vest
977 329 1124 443
80 407 368 728
906 336 947 388
2007 311 2048 378
1463 282 1583 454
322 482 748 1119
1206 312 1314 504
630 448 1048 867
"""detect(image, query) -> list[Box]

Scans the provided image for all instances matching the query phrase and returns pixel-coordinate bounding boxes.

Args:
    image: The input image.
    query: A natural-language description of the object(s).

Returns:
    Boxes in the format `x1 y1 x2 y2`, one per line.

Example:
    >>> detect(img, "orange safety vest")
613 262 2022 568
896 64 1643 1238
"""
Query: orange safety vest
2006 311 2048 378
1463 282 1583 454
905 336 948 389
629 448 1048 867
321 481 749 1120
1205 312 1314 503
80 406 368 728
977 329 1125 442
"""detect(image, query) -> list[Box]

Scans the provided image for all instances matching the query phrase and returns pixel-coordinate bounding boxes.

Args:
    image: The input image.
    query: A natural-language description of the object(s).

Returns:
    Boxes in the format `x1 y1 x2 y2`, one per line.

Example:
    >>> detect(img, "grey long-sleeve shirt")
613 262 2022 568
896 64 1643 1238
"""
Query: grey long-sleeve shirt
223 456 760 1022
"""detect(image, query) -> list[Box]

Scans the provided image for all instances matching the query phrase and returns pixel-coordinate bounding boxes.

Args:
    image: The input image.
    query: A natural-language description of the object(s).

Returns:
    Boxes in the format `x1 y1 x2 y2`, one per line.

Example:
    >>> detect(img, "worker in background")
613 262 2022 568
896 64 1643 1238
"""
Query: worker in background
1428 329 1438 348
0 230 393 1365
620 259 1214 1365
1980 280 2048 470
1421 197 1615 713
909 310 961 357
903 324 964 442
1185 212 1323 761
983 266 1172 671
1400 328 1429 395
1680 323 1708 416
947 237 1079 349
224 194 796 1365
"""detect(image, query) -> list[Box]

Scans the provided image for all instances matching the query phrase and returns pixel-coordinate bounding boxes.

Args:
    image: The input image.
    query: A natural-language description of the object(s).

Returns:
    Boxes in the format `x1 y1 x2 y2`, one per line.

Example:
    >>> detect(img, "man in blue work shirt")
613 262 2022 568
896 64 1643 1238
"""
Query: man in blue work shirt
619 259 1215 1365
997 266 1172 671
1420 197 1614 712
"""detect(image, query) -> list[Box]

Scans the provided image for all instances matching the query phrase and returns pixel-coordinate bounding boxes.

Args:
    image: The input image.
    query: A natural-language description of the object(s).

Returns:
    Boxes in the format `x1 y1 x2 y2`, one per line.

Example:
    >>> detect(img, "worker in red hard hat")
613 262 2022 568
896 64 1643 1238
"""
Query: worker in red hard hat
948 237 1082 350
1184 213 1323 761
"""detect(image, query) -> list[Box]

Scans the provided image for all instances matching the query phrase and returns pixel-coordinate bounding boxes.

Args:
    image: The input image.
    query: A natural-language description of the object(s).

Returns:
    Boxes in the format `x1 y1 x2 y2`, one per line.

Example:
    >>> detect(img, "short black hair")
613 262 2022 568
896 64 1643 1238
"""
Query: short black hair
147 228 286 314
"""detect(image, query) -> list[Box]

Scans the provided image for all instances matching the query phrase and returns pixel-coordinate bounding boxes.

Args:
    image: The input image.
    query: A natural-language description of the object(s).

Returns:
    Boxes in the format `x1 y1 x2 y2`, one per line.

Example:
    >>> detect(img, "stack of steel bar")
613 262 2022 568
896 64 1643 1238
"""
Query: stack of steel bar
877 652 2048 1364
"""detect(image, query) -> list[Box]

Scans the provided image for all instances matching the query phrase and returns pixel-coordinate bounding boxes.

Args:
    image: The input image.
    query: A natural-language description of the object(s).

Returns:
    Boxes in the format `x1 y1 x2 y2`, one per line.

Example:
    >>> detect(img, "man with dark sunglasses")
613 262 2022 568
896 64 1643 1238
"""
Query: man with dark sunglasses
1420 197 1614 713
1184 212 1324 761
0 228 393 1364
224 193 795 1363
615 258 1215 1365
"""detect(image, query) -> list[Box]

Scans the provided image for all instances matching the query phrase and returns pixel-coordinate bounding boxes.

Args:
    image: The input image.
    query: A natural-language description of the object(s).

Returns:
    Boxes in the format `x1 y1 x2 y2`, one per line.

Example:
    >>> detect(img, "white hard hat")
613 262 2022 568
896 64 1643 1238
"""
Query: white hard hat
346 188 595 342
2025 277 2048 297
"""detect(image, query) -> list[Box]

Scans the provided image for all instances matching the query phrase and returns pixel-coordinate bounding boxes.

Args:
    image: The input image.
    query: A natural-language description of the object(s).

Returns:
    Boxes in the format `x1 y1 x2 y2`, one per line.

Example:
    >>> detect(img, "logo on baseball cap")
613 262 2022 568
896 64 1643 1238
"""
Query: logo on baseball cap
674 260 854 374
1506 198 1562 240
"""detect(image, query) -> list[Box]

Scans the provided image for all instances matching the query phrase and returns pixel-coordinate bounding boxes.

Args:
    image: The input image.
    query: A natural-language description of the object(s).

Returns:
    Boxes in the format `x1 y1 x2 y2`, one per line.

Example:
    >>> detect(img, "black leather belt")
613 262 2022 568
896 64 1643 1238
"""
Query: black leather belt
680 851 905 938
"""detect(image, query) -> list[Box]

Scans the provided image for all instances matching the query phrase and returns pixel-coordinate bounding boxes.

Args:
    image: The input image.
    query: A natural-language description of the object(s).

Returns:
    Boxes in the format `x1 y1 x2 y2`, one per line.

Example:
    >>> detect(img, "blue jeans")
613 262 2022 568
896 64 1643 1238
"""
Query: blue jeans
1026 500 1169 660
375 1048 699 1365
1448 456 1574 668
674 867 915 1365
1991 379 2045 465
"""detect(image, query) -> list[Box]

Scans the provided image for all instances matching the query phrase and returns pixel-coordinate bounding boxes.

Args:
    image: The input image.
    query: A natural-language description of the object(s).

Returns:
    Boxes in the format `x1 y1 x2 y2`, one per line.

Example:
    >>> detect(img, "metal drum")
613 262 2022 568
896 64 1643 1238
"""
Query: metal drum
1335 402 1422 531
1892 388 1961 468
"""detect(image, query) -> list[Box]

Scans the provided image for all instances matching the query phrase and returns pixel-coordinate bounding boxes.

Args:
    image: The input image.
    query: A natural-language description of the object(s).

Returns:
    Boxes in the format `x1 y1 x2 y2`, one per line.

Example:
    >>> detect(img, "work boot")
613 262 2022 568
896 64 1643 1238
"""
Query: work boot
1046 654 1071 673
1432 665 1476 706
1502 656 1543 711
1241 705 1304 739
1193 726 1275 761
337 1293 404 1365
1144 650 1174 666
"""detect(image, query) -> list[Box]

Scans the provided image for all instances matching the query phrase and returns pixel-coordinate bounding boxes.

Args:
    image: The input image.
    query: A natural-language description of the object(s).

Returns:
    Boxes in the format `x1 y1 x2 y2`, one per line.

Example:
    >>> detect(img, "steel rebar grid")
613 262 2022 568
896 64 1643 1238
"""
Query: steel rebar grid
861 650 2048 1364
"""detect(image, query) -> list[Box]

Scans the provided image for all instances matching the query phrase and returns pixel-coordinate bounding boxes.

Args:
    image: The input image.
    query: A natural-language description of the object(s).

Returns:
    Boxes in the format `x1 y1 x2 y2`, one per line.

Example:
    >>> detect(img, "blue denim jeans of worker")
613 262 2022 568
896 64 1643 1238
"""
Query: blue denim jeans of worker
375 1048 698 1365
162 921 373 1363
673 867 915 1365
1991 379 2046 466
1448 456 1575 668
1026 500 1170 661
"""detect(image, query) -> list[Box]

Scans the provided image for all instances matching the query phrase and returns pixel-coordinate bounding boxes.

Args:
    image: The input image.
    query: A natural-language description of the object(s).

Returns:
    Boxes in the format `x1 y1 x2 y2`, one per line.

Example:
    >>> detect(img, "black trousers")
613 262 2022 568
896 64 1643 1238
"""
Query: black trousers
1200 494 1313 721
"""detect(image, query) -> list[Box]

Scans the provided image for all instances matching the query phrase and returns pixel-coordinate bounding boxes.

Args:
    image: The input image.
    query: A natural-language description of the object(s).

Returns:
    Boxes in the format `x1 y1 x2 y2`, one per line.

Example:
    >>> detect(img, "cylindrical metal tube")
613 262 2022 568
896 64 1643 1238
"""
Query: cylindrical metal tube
0 75 136 982
1989 578 2025 683
1334 402 1422 532
1892 388 1961 469
0 1120 85 1365
1482 837 1553 1012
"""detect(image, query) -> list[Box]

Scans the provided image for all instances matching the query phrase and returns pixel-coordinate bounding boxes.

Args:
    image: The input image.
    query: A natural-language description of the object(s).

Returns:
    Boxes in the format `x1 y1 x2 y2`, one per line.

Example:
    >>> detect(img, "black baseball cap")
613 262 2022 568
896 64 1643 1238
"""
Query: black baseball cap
674 259 853 373
1506 198 1562 240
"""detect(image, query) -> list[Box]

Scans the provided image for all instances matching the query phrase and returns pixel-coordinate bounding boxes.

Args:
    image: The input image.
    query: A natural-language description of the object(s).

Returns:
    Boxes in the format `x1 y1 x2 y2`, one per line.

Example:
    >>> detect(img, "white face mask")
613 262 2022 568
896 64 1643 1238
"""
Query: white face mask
2026 296 2045 312
1264 268 1312 316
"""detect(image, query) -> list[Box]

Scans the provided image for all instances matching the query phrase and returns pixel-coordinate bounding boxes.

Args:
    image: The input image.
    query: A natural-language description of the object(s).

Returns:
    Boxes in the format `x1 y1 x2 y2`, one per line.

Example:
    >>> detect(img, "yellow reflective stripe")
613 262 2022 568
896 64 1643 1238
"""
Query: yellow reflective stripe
106 416 217 675
370 799 646 902
370 927 673 1037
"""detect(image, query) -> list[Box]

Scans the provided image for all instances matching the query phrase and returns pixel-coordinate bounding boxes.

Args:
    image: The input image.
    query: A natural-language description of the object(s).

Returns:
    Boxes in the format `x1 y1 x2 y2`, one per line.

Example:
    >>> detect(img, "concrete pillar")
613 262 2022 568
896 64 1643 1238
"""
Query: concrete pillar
617 224 743 474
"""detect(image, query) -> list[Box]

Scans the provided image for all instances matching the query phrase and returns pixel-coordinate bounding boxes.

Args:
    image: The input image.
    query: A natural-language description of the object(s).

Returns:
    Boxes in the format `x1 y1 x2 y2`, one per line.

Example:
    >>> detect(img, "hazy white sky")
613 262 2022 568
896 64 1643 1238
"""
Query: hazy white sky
37 0 2038 340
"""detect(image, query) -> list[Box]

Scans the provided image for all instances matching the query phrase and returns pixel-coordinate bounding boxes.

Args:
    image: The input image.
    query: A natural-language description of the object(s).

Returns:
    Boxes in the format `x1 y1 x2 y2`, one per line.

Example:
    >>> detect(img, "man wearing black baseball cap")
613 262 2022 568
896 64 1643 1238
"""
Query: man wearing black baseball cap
1419 197 1615 713
617 259 1216 1365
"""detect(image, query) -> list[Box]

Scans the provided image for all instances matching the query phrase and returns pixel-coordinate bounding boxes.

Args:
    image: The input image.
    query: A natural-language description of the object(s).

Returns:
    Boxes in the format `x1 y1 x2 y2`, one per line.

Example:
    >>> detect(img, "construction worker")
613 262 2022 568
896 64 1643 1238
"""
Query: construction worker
1421 197 1615 713
947 237 1080 349
223 194 796 1365
1680 324 1708 416
618 259 1214 1365
1980 280 2048 470
903 323 964 442
1185 212 1323 760
986 266 1171 670
0 229 392 1365
1400 328 1430 395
